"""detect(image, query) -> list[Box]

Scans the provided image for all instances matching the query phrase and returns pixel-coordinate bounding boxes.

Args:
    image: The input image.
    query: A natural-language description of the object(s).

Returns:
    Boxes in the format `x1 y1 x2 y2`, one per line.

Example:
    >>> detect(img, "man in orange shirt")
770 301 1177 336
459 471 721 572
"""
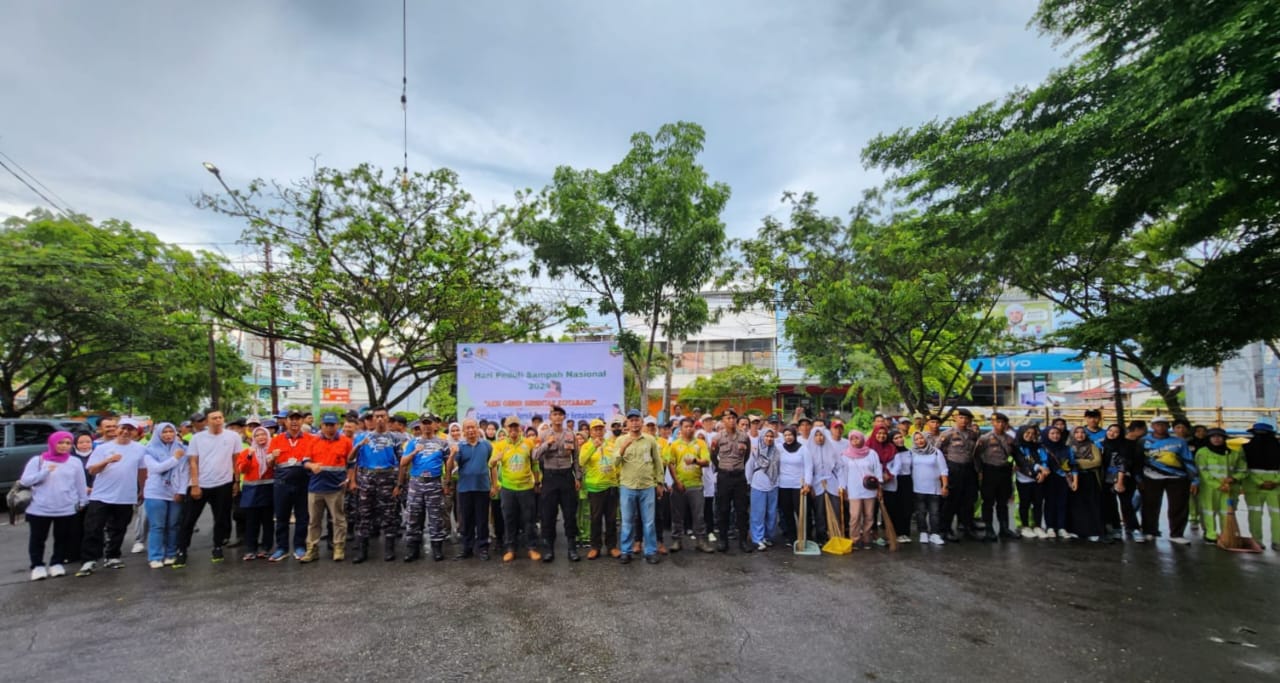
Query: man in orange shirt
300 414 354 562
266 411 314 562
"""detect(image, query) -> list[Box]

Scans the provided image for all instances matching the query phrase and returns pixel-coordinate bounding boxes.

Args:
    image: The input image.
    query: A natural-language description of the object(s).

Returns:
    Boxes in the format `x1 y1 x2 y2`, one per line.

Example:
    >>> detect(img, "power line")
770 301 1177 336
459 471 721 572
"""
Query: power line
0 148 78 216
0 157 72 216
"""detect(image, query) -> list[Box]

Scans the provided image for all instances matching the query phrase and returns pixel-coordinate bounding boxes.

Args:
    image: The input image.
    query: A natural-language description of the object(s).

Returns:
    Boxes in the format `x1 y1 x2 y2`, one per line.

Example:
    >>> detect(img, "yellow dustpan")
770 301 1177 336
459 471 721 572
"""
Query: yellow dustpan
822 494 852 555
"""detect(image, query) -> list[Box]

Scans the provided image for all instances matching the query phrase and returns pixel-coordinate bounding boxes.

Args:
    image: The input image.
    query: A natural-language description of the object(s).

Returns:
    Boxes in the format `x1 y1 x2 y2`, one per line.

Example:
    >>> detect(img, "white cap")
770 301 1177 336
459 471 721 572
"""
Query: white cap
1150 415 1170 424
643 416 657 426
118 417 142 430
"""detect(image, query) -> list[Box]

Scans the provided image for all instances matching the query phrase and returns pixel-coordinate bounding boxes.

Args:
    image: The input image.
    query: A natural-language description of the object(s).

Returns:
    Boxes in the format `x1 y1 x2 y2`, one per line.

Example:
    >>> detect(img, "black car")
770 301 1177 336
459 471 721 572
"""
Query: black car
0 419 88 493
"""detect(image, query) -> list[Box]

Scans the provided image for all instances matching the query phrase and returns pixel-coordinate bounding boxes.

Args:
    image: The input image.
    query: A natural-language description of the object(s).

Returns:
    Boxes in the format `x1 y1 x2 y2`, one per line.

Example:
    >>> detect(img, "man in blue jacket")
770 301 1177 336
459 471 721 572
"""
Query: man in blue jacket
1140 416 1199 544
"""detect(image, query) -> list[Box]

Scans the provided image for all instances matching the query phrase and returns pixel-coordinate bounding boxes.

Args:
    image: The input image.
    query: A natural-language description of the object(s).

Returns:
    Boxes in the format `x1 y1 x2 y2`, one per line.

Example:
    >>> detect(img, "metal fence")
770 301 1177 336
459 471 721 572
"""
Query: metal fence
984 406 1278 431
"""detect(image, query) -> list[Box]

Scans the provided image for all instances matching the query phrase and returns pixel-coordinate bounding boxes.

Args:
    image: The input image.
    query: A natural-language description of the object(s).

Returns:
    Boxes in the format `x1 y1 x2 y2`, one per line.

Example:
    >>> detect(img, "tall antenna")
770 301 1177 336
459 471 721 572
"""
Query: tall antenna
400 0 409 191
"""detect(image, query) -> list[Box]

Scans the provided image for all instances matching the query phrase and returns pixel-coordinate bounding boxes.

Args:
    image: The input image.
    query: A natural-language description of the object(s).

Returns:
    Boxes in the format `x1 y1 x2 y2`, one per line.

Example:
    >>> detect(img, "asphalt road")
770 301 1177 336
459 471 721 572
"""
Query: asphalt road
0 509 1275 682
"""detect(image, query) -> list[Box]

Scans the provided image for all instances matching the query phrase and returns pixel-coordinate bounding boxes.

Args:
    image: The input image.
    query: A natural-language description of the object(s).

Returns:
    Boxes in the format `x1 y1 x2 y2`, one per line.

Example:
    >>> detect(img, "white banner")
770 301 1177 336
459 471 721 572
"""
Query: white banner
456 342 624 423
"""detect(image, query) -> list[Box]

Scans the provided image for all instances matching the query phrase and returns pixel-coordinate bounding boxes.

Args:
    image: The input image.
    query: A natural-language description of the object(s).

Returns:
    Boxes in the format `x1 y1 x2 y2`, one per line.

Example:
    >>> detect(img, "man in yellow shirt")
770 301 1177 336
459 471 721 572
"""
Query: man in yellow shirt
579 419 620 559
665 417 715 553
616 410 666 564
489 416 542 562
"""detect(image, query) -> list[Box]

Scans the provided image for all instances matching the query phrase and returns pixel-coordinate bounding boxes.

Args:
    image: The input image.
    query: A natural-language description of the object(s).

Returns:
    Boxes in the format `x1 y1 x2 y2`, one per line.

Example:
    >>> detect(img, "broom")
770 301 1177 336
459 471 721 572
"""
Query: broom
878 491 900 552
794 493 821 556
1217 496 1241 551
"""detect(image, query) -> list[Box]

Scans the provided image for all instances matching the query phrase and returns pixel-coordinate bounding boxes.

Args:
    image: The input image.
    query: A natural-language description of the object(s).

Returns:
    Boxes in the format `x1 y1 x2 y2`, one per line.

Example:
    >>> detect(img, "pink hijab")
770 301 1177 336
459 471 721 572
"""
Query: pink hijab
43 431 75 463
843 430 872 459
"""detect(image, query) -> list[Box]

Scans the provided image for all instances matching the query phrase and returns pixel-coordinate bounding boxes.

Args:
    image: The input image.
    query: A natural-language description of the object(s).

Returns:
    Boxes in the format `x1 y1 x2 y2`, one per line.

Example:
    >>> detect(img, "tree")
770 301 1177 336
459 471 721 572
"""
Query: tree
103 331 253 424
425 373 456 421
0 211 221 416
676 365 779 416
864 0 1280 369
196 164 561 410
732 193 1003 418
515 121 731 412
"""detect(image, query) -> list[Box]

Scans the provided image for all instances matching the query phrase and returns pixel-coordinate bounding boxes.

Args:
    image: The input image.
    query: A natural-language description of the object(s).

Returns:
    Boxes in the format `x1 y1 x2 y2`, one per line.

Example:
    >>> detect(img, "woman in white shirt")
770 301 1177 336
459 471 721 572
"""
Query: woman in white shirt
839 431 883 550
906 431 949 545
776 428 806 547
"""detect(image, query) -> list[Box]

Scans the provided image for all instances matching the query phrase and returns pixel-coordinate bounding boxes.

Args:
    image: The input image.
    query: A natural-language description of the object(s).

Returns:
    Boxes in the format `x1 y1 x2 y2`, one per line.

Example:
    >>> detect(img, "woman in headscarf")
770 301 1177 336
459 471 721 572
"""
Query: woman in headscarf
67 431 97 563
20 431 88 580
882 431 913 543
143 423 188 568
840 430 883 550
866 426 897 545
906 431 948 544
1042 425 1078 539
801 426 843 544
776 427 806 547
233 426 276 561
745 427 781 551
1068 425 1107 542
1101 423 1142 541
1013 425 1049 539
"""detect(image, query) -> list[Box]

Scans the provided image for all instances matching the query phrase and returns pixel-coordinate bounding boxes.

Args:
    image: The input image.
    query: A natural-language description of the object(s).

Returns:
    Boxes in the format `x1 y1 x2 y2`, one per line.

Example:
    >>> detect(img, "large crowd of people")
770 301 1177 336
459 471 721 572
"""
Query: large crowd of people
17 402 1280 581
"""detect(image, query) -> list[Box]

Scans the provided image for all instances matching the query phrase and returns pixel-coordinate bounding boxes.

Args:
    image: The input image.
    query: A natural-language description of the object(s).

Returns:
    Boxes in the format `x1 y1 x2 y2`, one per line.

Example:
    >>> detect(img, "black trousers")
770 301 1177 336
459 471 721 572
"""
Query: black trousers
243 505 273 554
490 496 505 545
980 465 1013 533
587 488 619 550
885 477 914 537
1016 480 1044 527
27 513 77 568
500 488 536 550
777 487 801 543
457 491 490 551
178 482 234 553
539 470 578 548
941 462 978 535
1141 477 1190 538
715 470 750 542
81 501 134 561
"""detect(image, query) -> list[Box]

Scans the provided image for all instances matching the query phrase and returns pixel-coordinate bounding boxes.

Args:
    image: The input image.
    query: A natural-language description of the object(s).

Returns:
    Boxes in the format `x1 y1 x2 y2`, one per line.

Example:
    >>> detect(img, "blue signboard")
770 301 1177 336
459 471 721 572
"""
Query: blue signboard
968 352 1085 375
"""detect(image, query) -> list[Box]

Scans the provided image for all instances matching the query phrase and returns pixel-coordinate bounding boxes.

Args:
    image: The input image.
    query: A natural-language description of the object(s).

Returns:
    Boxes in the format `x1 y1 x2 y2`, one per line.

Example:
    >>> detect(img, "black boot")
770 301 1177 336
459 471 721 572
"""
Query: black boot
352 538 370 564
384 537 397 561
430 541 444 561
403 543 421 563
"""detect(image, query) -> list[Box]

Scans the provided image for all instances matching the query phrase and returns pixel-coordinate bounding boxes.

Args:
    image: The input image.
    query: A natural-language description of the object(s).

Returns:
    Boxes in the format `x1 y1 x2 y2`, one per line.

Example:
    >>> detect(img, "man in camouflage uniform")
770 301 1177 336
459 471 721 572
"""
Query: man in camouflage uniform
351 407 406 563
398 427 451 562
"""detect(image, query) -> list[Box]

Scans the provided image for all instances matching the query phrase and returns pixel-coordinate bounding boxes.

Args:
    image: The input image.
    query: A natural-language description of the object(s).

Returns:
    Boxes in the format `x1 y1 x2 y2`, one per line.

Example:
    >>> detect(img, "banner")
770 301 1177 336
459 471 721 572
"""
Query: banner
456 342 624 423
322 388 350 403
996 300 1055 339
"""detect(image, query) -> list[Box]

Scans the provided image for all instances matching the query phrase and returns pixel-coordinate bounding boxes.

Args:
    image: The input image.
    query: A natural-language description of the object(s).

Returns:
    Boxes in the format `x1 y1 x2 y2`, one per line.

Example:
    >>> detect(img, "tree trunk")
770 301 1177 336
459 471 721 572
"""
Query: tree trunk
662 331 675 419
1146 374 1186 422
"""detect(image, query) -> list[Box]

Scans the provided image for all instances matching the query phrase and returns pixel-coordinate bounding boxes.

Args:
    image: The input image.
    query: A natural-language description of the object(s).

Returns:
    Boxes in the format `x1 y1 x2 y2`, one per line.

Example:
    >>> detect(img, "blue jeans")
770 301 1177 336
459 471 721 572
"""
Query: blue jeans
619 487 656 557
749 487 778 544
144 499 182 562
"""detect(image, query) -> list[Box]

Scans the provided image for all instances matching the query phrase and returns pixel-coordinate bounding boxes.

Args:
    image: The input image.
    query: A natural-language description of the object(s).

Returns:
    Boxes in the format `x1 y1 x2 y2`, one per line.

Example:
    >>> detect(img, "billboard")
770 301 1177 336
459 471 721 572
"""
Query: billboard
456 342 624 423
996 300 1055 339
322 388 350 403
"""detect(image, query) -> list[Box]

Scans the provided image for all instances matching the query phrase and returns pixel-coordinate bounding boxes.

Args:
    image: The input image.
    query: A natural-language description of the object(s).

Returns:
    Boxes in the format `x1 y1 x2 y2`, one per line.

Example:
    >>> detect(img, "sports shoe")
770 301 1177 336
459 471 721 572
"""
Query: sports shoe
1131 531 1147 543
1169 536 1191 545
919 533 929 544
48 564 66 578
268 549 288 562
211 547 224 563
242 553 257 562
1020 527 1035 539
1087 536 1101 543
707 532 718 543
875 537 888 547
1061 530 1078 540
76 561 96 577
172 552 187 568
103 558 125 569
163 558 175 566
30 566 48 581
1034 527 1048 539
928 534 945 545
131 542 145 554
756 542 768 552
150 560 164 569
293 548 306 561
897 535 911 544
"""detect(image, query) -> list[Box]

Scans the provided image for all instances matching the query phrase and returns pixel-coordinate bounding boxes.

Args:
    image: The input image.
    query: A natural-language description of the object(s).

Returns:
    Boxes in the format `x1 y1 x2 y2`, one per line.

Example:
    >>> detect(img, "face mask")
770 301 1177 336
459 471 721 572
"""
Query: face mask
611 428 623 437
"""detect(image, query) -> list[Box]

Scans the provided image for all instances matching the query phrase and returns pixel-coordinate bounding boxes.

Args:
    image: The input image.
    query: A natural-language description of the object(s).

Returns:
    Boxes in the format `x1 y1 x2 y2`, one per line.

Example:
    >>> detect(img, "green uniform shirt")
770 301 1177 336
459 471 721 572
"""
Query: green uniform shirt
1194 446 1240 487
616 432 664 490
579 439 619 492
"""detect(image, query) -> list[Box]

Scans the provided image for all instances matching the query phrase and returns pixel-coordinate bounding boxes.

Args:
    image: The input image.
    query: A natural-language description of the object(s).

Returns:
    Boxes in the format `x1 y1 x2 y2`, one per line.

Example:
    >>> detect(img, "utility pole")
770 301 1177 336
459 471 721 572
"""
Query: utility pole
208 323 221 411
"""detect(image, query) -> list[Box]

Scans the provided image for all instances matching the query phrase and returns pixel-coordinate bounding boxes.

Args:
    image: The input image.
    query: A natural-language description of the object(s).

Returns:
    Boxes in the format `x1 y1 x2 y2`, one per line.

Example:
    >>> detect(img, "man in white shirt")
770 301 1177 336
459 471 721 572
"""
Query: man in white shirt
174 409 243 567
77 417 147 576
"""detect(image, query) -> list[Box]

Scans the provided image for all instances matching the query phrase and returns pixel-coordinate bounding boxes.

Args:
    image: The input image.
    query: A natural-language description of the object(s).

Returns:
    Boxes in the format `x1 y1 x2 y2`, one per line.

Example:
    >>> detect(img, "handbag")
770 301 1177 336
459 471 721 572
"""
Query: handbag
7 483 32 525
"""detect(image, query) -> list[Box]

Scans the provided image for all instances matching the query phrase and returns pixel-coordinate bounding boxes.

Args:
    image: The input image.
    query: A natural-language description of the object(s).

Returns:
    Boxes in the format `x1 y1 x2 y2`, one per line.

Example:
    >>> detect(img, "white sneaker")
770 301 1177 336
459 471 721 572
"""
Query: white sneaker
919 533 929 544
1044 528 1058 538
130 542 145 554
30 566 48 581
1060 529 1078 539
1169 536 1191 545
102 558 125 569
163 558 175 566
1034 527 1048 539
1132 531 1147 543
1087 536 1101 543
928 533 946 545
47 564 65 578
708 532 718 543
1020 527 1035 539
897 535 911 544
149 561 164 569
76 561 96 577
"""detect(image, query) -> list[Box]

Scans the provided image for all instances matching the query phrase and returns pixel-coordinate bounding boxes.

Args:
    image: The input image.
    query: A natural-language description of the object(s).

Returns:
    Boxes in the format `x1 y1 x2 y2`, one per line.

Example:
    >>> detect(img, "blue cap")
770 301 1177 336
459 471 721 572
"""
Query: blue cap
626 409 642 418
1248 421 1275 434
321 413 339 425
275 409 290 419
261 419 278 429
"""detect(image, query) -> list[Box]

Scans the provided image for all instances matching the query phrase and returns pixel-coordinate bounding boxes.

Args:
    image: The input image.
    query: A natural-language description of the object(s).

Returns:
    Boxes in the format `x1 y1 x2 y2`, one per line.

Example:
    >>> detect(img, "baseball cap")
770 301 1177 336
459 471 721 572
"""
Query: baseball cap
626 409 642 418
1150 415 1170 424
609 414 624 425
286 409 304 419
261 419 278 429
321 414 340 425
246 416 263 426
643 416 657 426
589 418 605 428
118 417 141 430
505 415 521 427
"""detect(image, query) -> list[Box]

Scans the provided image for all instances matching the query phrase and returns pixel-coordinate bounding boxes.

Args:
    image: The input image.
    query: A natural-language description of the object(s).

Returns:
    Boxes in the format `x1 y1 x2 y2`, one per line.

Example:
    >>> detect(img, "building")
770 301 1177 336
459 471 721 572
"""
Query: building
232 331 371 414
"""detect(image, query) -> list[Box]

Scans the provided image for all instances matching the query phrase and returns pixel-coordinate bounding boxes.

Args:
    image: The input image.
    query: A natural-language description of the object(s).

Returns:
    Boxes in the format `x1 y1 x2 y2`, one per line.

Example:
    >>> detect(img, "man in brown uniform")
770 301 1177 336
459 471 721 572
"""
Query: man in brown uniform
937 408 980 542
711 409 753 553
532 405 582 562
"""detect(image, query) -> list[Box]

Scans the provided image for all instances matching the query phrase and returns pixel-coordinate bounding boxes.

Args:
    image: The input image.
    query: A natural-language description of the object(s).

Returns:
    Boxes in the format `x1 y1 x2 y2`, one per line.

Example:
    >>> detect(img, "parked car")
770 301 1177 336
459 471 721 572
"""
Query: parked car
0 419 90 494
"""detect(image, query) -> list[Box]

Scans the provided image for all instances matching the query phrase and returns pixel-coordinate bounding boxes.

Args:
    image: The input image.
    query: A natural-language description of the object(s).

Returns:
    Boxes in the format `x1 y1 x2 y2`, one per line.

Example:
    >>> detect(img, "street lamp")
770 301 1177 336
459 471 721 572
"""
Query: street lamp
203 160 279 414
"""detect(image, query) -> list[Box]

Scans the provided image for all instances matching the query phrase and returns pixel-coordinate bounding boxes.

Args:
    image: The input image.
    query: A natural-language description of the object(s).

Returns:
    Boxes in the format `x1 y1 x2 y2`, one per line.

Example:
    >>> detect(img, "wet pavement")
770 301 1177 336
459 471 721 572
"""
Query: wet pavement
0 510 1275 682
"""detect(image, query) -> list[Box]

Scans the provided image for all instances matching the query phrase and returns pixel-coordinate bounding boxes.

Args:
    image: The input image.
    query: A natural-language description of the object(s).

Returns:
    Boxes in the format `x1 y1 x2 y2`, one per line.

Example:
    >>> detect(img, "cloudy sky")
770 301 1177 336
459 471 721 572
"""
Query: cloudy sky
1 0 1065 263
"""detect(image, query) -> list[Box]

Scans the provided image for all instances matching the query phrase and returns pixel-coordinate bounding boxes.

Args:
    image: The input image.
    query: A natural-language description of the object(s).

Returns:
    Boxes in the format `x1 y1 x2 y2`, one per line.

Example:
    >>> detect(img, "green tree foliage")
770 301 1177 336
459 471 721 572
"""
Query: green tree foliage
196 164 561 410
733 193 1002 418
0 211 230 416
103 331 253 424
425 373 456 421
515 121 730 404
865 0 1280 370
676 364 778 415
